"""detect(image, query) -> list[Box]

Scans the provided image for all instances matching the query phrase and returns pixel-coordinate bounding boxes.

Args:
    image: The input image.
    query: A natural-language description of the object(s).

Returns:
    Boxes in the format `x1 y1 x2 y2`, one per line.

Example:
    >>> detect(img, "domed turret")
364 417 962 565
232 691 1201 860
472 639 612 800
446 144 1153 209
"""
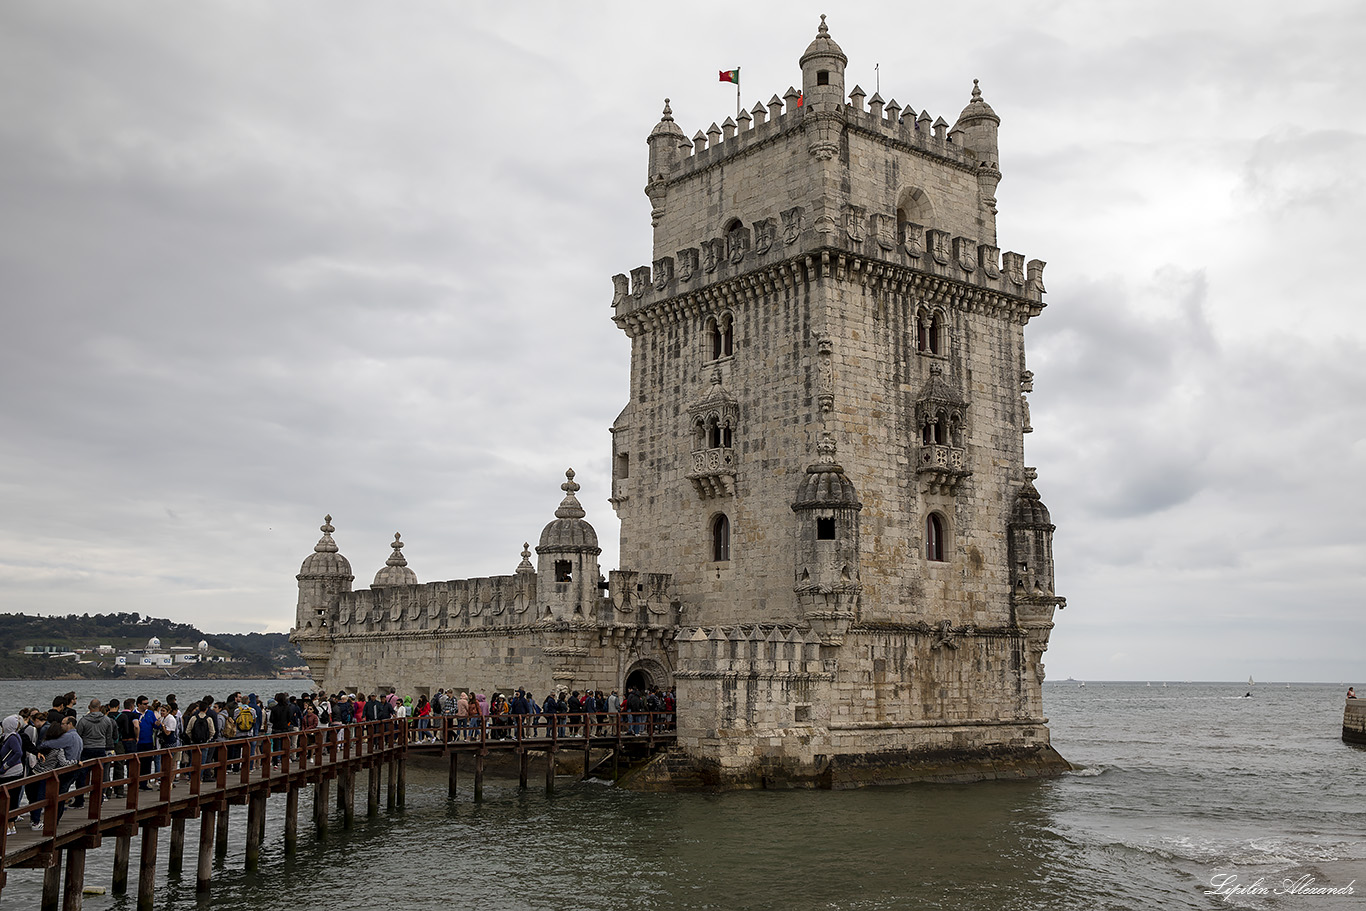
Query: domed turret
147 636 161 650
646 98 688 227
952 79 1003 243
799 15 847 111
372 532 418 588
294 515 354 636
792 433 862 642
299 515 353 578
1009 469 1058 599
535 470 602 621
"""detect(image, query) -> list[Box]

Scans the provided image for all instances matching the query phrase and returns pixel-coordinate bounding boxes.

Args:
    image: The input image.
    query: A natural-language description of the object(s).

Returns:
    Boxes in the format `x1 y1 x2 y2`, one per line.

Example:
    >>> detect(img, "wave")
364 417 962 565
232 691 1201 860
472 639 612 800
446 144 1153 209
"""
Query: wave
1066 765 1108 777
1145 834 1366 868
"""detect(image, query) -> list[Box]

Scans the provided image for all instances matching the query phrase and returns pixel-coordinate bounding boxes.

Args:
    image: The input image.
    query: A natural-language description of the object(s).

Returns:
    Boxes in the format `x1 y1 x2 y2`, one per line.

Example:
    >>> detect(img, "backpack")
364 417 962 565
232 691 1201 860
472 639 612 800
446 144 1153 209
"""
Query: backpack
233 704 254 733
116 711 136 741
188 711 213 745
1 733 23 774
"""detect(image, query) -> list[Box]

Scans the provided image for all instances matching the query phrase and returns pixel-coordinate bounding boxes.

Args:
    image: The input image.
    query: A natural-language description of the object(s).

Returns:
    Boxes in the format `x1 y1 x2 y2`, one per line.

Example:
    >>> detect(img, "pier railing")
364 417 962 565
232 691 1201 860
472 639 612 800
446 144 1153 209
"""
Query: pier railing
1 718 407 909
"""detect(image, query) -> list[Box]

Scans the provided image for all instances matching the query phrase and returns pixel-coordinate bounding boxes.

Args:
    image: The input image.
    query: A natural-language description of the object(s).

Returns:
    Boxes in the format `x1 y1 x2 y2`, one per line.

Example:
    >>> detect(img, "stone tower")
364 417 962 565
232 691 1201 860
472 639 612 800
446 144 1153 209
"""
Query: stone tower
611 17 1067 786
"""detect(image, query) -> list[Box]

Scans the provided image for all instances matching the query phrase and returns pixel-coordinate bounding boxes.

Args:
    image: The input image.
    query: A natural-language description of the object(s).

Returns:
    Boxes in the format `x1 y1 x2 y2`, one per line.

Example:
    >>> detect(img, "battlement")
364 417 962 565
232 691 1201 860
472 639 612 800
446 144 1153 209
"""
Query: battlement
612 222 1045 328
660 86 975 185
673 624 836 681
322 568 677 635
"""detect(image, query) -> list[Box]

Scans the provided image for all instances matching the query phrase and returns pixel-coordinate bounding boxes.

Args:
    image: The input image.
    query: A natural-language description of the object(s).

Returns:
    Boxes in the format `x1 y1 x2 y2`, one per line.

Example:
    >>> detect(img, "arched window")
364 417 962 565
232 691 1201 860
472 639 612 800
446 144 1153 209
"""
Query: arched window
720 313 734 357
925 513 946 562
929 312 943 355
711 514 731 562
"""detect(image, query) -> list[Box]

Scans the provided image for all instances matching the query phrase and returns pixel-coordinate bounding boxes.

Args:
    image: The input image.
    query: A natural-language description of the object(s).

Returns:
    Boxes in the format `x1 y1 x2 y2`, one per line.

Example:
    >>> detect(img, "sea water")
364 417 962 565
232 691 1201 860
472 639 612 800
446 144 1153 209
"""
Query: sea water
2 680 1363 910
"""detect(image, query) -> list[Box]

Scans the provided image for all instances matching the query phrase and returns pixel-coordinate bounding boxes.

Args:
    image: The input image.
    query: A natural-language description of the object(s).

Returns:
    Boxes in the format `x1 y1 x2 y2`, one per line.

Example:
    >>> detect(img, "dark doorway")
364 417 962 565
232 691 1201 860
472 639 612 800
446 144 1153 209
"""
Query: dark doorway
625 668 653 692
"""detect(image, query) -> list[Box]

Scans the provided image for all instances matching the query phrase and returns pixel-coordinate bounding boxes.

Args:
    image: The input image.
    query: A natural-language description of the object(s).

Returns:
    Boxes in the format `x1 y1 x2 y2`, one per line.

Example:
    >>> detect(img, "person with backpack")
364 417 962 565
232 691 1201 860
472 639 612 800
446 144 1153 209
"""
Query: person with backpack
72 699 116 808
224 694 254 773
183 698 214 780
268 693 293 770
2 715 32 836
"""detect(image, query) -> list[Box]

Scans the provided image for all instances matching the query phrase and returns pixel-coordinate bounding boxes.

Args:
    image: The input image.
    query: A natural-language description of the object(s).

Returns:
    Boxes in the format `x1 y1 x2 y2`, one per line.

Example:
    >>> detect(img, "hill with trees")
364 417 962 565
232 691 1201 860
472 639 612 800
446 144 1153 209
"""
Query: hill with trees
0 612 304 679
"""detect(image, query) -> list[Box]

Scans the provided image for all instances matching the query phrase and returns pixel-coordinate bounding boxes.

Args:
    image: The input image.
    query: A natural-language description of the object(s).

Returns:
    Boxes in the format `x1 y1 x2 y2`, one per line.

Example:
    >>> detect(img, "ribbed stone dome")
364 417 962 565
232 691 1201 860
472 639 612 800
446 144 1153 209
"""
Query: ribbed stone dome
372 532 418 587
792 434 862 510
649 98 687 141
956 79 1000 126
537 469 600 552
800 15 847 66
1011 477 1053 528
299 515 354 577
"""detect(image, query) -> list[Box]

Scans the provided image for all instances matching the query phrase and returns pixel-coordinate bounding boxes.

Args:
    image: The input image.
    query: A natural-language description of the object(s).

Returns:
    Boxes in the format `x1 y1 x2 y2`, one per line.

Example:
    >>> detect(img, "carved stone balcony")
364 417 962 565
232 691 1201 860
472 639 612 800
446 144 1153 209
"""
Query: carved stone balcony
917 443 970 495
687 447 736 498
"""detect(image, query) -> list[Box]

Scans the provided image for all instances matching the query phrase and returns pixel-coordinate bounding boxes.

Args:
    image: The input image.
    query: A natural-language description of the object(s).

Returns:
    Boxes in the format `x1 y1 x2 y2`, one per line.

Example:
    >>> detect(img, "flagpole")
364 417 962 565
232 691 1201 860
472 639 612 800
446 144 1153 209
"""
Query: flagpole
736 77 741 121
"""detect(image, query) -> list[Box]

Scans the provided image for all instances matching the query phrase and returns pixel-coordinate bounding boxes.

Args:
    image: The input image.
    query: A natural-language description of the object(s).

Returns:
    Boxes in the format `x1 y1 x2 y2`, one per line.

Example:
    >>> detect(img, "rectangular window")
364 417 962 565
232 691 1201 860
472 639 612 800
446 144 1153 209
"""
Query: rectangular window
816 517 836 540
554 560 573 582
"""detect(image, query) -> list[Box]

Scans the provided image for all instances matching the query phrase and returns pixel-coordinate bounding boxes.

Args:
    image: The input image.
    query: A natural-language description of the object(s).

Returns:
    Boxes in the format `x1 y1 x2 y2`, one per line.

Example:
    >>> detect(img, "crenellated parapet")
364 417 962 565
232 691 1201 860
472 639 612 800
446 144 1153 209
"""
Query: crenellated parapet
613 244 1046 339
330 574 537 633
673 625 835 683
657 84 979 187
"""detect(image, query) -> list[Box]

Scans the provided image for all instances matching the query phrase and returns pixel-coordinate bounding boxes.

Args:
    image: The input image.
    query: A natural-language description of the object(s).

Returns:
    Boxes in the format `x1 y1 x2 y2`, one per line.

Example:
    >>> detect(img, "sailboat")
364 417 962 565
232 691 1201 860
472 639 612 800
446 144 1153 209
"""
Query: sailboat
1248 675 1255 686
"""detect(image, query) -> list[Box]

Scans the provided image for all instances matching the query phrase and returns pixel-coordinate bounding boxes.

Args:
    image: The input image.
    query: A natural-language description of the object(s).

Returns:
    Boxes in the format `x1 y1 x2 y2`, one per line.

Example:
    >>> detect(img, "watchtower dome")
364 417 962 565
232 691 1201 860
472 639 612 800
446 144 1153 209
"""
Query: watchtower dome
535 469 602 621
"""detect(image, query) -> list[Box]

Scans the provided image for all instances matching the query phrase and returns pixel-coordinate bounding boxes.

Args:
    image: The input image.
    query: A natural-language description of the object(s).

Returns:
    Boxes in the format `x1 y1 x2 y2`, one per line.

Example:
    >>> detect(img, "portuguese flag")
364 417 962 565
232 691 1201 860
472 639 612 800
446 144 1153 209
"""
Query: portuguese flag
719 68 740 84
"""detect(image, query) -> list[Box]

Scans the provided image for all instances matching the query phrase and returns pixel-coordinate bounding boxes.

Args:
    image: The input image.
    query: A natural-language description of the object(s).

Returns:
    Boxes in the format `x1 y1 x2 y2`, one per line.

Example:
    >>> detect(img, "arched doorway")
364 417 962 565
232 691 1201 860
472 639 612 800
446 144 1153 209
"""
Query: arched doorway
623 658 669 694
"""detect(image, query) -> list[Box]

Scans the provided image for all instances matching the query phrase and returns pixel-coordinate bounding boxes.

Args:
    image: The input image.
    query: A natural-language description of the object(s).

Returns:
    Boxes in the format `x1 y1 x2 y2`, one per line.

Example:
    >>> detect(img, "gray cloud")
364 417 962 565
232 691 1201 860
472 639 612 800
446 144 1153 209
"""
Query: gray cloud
0 1 1362 682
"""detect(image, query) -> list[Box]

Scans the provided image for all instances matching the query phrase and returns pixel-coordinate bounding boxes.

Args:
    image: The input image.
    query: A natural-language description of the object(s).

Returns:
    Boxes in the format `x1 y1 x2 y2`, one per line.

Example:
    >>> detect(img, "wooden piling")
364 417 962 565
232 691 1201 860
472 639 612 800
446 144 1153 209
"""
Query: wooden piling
214 805 229 860
314 777 330 838
245 792 264 870
284 787 299 854
397 754 406 807
474 752 485 801
448 753 458 799
196 810 215 893
583 739 592 780
62 847 85 911
40 857 61 911
386 758 396 810
340 768 354 828
137 824 158 911
368 764 380 816
519 750 529 789
545 748 556 795
167 816 185 876
112 831 131 894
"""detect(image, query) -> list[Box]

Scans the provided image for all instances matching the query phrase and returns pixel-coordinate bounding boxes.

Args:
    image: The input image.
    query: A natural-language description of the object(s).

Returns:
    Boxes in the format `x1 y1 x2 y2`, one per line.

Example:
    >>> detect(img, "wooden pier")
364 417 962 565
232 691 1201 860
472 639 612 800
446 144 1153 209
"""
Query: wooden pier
1 712 675 909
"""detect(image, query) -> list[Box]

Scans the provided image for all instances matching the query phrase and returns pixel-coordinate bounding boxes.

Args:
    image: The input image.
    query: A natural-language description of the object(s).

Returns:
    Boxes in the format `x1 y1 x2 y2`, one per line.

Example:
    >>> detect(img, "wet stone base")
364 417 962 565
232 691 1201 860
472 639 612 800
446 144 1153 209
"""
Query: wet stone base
619 743 1072 792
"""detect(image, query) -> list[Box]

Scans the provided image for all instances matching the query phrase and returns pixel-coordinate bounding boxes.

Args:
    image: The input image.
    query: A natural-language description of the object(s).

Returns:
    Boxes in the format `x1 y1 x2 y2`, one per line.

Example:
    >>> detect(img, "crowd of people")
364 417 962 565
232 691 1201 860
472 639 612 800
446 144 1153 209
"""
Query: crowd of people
1 684 675 836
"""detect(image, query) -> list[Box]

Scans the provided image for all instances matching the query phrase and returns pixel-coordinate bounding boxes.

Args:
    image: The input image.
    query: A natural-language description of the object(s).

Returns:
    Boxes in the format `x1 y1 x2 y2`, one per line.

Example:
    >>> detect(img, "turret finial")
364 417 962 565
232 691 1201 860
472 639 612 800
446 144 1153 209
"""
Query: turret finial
661 98 673 121
817 431 837 463
385 532 408 567
972 78 982 102
555 469 586 519
818 13 828 35
314 515 339 553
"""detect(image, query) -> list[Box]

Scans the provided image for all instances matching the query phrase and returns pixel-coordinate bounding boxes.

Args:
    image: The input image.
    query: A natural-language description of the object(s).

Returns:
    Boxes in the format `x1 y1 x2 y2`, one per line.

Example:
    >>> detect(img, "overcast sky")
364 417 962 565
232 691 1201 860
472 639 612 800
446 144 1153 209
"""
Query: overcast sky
1 1 1362 682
